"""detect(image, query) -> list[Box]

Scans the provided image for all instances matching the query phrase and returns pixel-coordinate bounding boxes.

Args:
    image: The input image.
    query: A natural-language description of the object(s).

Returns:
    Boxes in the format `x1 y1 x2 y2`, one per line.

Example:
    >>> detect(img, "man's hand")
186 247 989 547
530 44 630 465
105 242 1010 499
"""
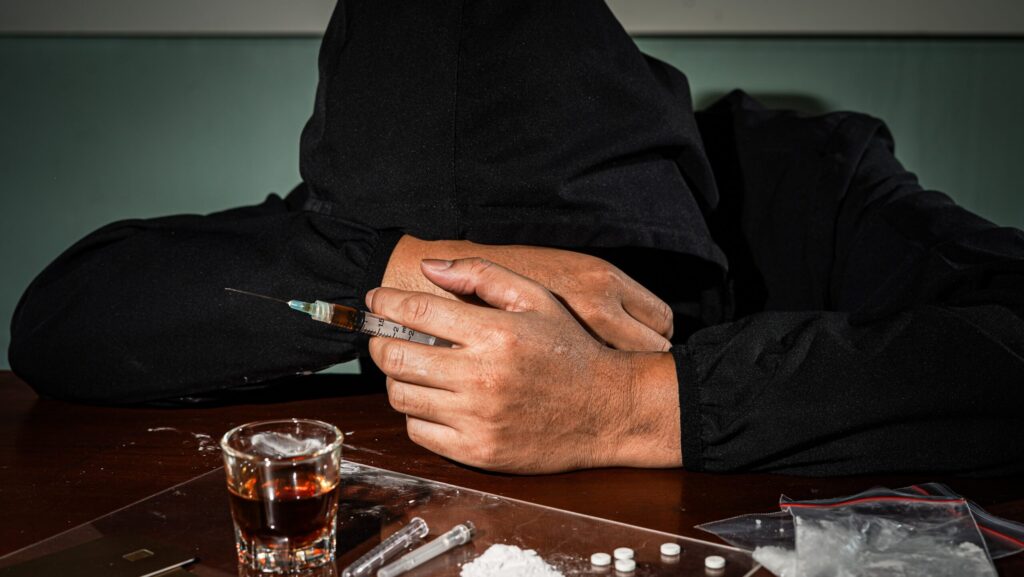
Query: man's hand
381 236 673 352
367 258 681 474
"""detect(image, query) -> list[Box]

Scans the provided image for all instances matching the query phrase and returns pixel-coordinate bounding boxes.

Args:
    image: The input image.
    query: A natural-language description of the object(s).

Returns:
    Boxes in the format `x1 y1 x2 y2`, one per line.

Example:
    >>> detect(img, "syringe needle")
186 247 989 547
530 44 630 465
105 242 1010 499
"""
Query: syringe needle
224 287 289 304
225 288 454 347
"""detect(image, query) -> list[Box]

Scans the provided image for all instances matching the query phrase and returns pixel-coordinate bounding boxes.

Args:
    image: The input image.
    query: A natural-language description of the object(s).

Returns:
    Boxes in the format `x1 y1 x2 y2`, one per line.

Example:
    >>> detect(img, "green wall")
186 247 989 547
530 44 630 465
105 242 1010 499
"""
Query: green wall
3 37 1023 371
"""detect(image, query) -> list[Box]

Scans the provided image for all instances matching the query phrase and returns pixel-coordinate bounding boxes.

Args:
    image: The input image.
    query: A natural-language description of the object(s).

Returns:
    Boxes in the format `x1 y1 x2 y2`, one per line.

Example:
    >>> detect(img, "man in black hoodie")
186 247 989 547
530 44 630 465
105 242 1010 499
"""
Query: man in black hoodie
10 0 1024 475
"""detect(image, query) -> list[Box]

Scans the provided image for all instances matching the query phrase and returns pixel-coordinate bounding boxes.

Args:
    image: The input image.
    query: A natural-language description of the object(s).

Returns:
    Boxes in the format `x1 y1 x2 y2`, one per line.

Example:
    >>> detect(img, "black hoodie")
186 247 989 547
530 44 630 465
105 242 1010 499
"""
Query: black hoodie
10 0 1024 475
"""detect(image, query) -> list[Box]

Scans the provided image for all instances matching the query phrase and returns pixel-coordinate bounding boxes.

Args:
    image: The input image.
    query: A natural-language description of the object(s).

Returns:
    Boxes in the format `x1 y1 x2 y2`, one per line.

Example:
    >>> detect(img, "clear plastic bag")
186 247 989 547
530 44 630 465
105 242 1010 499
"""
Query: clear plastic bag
695 511 794 552
696 484 1024 577
782 492 995 577
907 482 1024 560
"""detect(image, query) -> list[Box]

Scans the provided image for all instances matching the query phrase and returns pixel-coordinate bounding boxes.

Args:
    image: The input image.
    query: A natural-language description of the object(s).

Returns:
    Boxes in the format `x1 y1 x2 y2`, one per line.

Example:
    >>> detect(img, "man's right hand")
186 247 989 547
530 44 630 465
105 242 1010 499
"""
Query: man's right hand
381 235 673 351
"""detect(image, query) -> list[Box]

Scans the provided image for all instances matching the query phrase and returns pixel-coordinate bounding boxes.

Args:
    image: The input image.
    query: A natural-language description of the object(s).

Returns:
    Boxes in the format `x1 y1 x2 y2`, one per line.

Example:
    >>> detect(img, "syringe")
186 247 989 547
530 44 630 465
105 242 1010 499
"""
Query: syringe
225 288 453 347
340 517 429 577
377 521 476 577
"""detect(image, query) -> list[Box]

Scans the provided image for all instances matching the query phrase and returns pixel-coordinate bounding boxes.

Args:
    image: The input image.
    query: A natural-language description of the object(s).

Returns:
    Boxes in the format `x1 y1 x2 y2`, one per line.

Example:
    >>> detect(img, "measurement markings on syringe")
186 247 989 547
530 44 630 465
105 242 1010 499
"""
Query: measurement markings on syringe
225 288 452 347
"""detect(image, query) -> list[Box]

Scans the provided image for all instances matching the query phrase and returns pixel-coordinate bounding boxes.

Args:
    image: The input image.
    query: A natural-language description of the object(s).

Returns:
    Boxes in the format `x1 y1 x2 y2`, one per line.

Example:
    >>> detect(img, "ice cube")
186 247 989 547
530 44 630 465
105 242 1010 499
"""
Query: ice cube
249 432 325 458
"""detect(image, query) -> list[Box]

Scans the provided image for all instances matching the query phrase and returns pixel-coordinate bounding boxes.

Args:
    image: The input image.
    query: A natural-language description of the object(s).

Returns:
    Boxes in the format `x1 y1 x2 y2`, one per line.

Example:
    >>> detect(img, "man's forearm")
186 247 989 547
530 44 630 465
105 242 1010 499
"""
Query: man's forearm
381 235 468 295
611 351 682 468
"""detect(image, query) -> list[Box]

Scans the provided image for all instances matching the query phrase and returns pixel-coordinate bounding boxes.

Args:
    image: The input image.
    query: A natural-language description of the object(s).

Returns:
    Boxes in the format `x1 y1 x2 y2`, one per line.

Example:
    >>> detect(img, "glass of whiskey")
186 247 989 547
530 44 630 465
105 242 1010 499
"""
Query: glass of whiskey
221 419 344 573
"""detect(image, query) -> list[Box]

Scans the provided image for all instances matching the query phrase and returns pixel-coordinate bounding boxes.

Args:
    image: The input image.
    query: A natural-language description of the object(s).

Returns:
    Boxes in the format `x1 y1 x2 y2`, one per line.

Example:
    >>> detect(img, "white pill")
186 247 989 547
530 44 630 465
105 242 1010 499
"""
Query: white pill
614 558 636 573
591 552 612 566
705 555 726 570
613 547 634 560
660 542 681 556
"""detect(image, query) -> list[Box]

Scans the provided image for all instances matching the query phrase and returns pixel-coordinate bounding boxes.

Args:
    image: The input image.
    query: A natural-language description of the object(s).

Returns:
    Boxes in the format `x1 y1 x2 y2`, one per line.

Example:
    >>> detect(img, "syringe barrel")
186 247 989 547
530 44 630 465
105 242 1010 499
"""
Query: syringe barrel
361 312 454 347
377 522 475 577
299 299 453 347
340 517 428 577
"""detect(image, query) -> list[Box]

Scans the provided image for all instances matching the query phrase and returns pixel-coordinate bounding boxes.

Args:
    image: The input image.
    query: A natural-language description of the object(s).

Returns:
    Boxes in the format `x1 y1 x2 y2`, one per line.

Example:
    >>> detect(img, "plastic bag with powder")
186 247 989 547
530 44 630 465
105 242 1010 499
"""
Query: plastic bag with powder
777 492 995 577
697 485 1022 577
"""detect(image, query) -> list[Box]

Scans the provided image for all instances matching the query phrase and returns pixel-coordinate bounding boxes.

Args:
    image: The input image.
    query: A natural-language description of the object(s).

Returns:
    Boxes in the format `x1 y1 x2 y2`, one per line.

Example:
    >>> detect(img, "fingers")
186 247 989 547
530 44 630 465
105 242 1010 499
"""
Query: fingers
404 417 465 462
619 276 674 340
386 386 480 468
365 284 504 345
369 336 472 390
420 258 559 314
385 377 461 422
406 417 510 471
598 308 672 352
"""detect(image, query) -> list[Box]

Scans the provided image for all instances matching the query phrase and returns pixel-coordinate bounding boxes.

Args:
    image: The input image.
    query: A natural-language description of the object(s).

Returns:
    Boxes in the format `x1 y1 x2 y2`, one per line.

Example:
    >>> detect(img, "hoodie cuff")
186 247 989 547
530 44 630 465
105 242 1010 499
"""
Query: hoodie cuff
672 344 705 472
358 229 405 301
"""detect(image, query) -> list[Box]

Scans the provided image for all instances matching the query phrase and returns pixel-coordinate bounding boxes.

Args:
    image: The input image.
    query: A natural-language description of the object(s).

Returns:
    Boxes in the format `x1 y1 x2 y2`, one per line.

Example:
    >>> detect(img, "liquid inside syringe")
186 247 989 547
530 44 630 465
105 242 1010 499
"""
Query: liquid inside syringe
225 288 453 347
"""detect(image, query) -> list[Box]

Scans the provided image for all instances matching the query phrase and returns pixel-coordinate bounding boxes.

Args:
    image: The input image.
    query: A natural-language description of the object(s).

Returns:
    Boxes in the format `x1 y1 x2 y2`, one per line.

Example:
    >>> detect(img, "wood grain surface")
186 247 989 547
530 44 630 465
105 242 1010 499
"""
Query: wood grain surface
2 371 1022 574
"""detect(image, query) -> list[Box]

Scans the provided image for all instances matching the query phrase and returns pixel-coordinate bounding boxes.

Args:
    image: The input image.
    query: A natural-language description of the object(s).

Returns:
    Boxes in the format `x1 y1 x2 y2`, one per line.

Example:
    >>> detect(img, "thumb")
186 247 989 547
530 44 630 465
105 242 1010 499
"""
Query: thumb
420 258 555 313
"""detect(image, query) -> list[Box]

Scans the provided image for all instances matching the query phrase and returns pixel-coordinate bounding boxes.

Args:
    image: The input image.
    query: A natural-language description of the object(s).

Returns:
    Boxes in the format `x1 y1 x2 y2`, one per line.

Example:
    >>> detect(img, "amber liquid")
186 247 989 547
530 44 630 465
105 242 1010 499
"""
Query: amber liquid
327 303 363 331
228 472 340 549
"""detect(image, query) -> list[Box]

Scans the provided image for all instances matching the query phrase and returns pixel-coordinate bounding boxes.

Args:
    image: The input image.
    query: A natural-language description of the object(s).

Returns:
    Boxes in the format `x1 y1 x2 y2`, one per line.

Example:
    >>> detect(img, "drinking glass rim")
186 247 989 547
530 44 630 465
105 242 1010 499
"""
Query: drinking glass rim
219 418 344 462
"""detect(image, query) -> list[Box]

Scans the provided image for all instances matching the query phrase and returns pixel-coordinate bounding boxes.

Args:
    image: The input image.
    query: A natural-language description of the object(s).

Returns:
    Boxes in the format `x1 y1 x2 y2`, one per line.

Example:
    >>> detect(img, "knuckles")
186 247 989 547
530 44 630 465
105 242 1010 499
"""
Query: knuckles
386 379 407 412
403 408 507 470
406 419 427 446
386 379 433 418
476 326 519 353
503 286 537 313
468 441 503 469
578 263 621 291
456 426 508 470
657 303 675 337
465 257 496 276
399 293 434 325
445 257 495 294
377 341 408 376
585 301 617 326
493 327 520 349
470 397 503 422
464 370 494 392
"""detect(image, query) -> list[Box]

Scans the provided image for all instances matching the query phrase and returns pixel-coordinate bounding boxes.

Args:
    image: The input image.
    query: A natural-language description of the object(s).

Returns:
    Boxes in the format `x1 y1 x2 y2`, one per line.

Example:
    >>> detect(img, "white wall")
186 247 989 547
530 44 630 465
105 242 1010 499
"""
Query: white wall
1 0 1022 36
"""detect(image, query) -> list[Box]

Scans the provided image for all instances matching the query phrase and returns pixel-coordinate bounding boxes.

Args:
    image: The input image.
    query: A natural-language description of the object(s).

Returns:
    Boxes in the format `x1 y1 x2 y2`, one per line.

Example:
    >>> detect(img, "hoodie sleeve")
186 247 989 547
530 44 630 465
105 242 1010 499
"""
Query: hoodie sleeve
679 97 1024 476
9 186 403 404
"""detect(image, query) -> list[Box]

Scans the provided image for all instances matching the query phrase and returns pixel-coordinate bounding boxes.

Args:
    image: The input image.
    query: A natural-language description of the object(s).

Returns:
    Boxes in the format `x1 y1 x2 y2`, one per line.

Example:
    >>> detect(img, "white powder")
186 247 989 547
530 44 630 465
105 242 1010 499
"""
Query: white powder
460 545 564 577
752 546 797 577
753 528 996 577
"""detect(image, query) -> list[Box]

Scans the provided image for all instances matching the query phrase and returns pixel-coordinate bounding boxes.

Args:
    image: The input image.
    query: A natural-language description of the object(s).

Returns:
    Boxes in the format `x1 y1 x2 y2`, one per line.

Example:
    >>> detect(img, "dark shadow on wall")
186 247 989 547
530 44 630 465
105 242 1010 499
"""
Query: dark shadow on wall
695 91 832 116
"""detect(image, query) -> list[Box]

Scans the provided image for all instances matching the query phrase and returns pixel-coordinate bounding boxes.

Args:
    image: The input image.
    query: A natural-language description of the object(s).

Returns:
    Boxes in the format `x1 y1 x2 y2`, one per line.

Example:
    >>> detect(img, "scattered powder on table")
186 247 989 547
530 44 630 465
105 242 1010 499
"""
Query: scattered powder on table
460 544 564 577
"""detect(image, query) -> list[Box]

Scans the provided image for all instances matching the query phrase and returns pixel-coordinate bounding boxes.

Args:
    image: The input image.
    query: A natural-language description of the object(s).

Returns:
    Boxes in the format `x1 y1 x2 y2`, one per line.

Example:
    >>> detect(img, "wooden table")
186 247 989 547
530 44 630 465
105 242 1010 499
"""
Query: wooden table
2 370 1023 574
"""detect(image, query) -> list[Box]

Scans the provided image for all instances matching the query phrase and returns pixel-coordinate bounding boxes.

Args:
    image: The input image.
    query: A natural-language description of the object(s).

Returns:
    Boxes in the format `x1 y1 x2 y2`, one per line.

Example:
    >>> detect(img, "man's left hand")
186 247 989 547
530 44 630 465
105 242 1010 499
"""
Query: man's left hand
366 257 682 474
